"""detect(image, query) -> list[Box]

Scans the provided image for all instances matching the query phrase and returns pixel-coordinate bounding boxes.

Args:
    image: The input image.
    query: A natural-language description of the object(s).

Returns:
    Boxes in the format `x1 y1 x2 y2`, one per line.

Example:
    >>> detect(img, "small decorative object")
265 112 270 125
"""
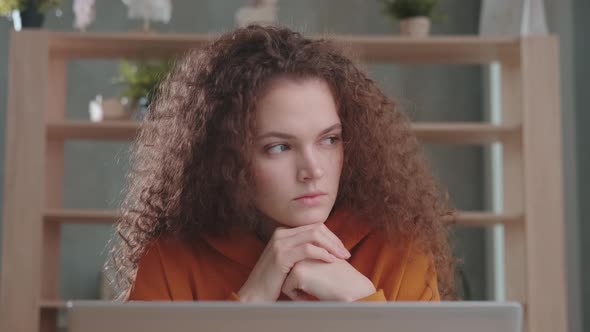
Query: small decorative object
0 0 62 30
480 0 547 36
112 59 173 120
88 95 103 122
73 0 95 31
380 0 438 37
121 0 172 32
89 95 131 122
235 0 278 28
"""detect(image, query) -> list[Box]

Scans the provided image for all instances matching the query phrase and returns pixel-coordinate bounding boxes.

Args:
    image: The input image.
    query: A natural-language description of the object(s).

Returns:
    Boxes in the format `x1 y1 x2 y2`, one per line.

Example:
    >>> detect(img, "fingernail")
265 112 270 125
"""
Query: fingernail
341 248 351 258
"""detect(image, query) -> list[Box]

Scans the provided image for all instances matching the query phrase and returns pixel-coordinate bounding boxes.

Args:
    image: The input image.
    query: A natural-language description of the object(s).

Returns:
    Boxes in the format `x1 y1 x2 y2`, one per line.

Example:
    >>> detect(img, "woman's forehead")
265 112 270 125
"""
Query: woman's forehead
254 78 340 134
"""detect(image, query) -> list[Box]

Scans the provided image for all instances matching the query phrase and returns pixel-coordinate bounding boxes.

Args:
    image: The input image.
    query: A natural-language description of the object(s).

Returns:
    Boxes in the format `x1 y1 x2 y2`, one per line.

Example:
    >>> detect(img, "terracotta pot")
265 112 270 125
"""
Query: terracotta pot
399 16 431 37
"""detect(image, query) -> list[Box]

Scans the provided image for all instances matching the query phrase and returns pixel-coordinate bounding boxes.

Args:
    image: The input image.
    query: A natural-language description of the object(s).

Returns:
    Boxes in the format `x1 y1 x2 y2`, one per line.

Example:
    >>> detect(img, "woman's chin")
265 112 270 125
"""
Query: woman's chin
278 209 331 228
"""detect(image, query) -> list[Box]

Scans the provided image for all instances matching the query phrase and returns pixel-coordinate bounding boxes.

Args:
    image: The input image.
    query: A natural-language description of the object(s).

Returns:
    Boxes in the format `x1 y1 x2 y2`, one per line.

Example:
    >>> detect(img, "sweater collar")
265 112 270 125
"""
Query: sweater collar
200 208 374 269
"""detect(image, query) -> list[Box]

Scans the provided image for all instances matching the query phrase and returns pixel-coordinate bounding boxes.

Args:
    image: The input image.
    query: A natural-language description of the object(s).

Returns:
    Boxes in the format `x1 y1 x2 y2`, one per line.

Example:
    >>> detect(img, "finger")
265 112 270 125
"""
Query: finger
309 227 350 258
282 271 317 301
318 224 349 254
283 228 349 259
292 289 313 301
277 243 336 272
273 223 322 239
292 243 337 264
274 242 336 275
275 224 348 256
282 273 303 301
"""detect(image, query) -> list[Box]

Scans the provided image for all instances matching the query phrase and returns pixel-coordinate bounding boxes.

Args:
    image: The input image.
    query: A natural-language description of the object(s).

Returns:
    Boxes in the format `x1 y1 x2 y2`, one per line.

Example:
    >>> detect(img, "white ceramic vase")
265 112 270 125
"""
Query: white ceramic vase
399 16 431 37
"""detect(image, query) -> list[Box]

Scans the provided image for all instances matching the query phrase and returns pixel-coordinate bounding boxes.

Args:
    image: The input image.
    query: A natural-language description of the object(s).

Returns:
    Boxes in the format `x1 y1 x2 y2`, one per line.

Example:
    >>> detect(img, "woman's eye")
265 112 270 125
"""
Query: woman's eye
322 136 341 145
267 144 289 154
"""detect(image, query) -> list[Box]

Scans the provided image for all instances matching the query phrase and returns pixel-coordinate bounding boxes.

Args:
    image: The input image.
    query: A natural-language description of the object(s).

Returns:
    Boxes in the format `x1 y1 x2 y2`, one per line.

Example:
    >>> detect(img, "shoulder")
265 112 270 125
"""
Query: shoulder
140 235 203 264
133 235 210 284
129 235 204 301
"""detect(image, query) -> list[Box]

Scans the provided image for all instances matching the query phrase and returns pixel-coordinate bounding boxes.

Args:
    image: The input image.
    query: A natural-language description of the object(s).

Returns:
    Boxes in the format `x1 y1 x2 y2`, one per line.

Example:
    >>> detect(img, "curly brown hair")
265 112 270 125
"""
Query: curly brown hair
108 24 456 300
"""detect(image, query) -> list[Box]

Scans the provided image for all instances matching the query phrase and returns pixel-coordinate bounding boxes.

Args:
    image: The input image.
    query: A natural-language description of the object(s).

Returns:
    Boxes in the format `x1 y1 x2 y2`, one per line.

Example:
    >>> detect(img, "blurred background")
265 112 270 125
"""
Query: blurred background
0 0 587 331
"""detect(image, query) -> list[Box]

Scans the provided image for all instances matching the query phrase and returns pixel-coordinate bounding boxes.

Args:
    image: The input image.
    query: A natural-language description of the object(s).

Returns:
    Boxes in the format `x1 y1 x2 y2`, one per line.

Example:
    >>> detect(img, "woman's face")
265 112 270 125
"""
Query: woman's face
252 78 343 228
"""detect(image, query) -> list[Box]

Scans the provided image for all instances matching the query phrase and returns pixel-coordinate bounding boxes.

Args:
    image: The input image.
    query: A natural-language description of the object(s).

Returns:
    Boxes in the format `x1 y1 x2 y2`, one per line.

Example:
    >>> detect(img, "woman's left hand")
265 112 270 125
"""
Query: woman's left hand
281 259 376 301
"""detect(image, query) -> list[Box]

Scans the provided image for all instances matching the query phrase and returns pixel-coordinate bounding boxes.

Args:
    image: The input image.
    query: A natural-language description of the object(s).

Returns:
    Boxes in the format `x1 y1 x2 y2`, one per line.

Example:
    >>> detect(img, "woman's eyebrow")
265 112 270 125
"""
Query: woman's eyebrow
256 123 342 140
317 123 342 136
256 131 295 140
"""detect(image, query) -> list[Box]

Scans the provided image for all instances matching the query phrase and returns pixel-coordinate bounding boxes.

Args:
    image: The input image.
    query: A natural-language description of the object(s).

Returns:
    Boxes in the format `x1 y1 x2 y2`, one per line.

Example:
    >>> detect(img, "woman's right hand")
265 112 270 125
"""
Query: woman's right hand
237 223 350 302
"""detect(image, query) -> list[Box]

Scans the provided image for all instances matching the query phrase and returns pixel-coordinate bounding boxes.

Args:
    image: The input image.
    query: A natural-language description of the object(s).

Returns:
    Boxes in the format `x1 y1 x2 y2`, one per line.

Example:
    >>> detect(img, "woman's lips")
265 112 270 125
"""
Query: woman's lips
294 193 327 206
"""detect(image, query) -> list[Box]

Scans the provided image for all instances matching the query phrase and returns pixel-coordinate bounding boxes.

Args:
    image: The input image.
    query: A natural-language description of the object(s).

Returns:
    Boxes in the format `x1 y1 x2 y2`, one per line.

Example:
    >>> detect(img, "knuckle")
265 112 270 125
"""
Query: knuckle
303 244 314 255
270 232 282 242
270 240 282 253
311 228 323 240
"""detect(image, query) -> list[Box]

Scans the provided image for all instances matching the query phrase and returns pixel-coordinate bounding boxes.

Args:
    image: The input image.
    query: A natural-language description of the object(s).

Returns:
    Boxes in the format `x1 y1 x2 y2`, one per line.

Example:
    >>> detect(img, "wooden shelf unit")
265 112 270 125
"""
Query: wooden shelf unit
46 120 519 144
46 32 518 63
1 30 567 332
42 208 521 227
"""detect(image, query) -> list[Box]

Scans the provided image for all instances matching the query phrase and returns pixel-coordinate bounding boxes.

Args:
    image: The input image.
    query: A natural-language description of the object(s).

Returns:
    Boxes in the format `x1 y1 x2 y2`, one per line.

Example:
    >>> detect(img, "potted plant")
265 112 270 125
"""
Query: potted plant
112 59 173 120
380 0 438 37
0 0 62 29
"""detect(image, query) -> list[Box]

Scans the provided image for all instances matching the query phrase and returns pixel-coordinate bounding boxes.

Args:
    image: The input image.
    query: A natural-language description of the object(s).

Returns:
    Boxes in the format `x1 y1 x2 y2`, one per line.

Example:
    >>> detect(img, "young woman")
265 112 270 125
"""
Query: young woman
109 24 456 302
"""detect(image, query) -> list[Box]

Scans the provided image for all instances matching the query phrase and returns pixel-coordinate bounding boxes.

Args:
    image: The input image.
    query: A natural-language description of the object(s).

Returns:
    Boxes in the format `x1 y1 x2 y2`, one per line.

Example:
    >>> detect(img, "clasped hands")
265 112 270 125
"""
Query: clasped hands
237 223 376 302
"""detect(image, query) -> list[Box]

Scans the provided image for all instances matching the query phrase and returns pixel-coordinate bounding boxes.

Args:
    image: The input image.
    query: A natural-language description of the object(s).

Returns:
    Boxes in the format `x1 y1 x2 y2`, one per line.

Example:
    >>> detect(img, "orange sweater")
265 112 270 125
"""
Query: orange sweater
128 209 440 302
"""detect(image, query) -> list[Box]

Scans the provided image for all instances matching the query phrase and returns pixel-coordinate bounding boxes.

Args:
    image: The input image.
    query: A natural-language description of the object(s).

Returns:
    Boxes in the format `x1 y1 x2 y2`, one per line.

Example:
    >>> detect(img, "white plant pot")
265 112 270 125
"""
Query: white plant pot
399 16 431 37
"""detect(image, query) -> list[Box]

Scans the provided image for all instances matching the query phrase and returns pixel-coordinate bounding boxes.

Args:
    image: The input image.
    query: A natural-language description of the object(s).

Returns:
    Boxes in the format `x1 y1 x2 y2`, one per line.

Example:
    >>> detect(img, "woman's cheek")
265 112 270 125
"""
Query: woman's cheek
253 159 287 196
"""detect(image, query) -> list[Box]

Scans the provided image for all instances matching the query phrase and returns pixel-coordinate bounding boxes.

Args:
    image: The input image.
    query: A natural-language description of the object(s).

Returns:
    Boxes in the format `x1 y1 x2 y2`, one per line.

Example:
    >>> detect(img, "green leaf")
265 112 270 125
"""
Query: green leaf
0 0 23 15
379 0 438 19
0 0 63 16
113 59 173 104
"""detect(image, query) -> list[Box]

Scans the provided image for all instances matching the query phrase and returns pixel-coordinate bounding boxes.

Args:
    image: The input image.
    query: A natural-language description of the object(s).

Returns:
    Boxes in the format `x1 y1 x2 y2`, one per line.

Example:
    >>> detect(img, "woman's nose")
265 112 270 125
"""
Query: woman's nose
297 149 324 182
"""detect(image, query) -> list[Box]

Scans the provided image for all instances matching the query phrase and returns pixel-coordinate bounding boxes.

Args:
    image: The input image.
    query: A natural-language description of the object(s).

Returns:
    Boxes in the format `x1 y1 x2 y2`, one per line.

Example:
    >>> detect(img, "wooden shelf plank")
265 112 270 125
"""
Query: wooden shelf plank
444 211 523 227
44 209 118 224
46 32 520 64
47 121 519 144
44 209 521 227
337 35 519 64
39 300 113 310
39 300 67 309
46 121 139 140
413 123 520 144
49 32 213 59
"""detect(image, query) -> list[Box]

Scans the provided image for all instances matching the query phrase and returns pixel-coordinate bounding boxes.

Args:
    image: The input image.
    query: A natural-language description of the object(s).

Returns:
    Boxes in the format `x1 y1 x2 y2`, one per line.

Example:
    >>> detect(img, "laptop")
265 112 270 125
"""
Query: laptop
66 300 522 332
